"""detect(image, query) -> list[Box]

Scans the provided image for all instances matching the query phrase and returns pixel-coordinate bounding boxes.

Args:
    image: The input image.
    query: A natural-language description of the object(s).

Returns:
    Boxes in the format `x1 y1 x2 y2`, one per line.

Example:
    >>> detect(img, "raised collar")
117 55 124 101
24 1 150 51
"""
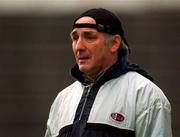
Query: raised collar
71 56 129 86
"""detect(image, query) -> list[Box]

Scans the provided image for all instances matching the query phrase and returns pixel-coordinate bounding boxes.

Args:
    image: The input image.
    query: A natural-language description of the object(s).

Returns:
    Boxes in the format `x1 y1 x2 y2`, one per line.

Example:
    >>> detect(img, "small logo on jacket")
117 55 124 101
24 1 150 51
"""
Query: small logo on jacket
111 113 125 122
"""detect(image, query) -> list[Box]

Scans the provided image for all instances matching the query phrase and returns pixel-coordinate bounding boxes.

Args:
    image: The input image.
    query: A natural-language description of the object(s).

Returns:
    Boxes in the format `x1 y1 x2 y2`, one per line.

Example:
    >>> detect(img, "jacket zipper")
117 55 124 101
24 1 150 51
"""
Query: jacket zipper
78 72 104 121
78 85 92 120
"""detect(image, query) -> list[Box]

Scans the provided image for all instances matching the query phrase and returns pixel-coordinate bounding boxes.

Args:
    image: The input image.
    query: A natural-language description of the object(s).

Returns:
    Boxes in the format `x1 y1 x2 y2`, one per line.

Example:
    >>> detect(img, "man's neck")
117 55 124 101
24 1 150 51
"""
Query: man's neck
86 58 118 82
85 70 106 83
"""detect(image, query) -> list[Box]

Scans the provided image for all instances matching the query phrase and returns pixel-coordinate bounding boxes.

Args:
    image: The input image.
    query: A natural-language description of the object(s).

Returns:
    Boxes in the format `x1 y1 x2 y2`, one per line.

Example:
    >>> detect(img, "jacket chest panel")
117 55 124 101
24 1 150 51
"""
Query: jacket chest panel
88 79 136 130
57 83 84 130
58 78 136 132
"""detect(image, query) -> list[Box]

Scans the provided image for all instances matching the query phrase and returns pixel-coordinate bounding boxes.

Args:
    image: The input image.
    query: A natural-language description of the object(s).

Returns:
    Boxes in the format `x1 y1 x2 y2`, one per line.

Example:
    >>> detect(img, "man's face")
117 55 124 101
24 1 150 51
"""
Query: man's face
70 17 112 79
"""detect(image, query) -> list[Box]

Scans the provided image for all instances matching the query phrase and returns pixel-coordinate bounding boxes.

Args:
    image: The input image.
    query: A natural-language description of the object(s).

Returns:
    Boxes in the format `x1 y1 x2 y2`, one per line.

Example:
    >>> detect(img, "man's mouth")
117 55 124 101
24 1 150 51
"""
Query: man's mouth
78 57 89 60
77 56 90 63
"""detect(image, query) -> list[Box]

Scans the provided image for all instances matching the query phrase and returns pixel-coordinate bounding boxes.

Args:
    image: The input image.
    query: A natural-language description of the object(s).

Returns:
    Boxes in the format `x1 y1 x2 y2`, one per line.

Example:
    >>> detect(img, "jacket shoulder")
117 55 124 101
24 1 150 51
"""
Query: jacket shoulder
54 81 82 103
125 72 171 113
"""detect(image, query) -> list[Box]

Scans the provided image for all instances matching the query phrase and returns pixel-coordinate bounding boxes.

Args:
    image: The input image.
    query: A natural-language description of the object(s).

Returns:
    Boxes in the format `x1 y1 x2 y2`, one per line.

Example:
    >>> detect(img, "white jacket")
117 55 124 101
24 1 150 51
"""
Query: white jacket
45 58 172 137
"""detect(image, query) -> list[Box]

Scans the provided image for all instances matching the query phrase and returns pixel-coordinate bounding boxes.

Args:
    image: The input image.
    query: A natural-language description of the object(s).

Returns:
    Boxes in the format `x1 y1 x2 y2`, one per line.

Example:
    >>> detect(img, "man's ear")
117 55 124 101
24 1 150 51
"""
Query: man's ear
110 35 122 53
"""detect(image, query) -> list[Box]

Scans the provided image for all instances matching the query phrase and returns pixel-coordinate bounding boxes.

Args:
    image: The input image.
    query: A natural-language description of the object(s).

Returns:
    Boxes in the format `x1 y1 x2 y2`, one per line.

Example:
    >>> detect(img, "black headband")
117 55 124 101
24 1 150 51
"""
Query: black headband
72 23 111 33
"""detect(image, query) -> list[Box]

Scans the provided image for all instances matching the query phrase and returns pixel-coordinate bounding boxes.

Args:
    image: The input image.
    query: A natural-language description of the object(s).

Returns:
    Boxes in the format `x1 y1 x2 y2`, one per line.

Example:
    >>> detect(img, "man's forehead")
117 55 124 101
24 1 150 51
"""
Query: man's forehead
75 16 96 24
71 16 108 36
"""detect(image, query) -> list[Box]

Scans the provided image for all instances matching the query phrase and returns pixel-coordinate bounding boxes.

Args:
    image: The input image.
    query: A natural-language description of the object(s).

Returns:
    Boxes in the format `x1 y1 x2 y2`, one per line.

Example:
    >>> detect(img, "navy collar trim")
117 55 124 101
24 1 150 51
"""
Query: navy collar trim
71 56 153 85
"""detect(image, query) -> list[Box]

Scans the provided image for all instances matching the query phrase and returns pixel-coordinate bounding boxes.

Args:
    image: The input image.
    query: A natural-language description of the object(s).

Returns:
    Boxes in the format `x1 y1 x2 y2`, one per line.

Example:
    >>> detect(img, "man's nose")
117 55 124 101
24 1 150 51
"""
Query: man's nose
74 37 86 51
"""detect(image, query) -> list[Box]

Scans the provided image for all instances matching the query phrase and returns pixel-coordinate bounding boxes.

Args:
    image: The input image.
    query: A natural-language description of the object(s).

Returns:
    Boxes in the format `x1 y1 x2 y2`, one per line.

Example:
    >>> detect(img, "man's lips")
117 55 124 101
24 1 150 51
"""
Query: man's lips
77 54 89 59
78 57 89 60
77 56 90 62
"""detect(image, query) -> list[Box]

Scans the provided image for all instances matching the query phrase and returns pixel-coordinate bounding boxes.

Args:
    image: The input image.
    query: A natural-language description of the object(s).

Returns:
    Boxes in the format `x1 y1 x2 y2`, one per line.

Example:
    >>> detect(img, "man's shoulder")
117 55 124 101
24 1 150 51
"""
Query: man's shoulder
122 71 153 85
123 71 162 94
56 81 82 98
124 72 171 111
50 81 82 110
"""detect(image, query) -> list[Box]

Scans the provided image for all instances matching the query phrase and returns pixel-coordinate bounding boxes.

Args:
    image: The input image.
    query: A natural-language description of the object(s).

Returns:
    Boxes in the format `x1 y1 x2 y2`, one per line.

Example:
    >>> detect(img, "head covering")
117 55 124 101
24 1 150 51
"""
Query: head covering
72 8 129 51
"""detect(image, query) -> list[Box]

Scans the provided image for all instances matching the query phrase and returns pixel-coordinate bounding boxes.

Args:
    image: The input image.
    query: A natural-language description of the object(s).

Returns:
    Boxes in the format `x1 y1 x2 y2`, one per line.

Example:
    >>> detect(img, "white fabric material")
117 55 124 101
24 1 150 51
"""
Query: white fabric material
45 72 172 137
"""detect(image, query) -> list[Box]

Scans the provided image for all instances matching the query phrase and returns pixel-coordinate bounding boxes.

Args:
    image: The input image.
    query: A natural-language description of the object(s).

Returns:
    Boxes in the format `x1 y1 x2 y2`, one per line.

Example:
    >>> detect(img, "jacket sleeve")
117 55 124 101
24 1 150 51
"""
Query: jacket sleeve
135 95 172 137
44 127 52 137
44 96 59 137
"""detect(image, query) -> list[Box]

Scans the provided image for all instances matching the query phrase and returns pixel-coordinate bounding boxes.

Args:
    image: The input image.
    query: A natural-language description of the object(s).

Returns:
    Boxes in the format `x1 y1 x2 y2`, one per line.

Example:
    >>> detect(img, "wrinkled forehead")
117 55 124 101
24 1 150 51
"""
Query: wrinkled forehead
71 28 97 35
72 16 97 32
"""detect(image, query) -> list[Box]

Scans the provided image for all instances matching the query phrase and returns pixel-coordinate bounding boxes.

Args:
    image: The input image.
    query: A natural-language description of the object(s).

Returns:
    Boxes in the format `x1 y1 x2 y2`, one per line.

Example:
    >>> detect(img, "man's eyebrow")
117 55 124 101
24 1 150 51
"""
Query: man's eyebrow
70 29 99 38
83 31 98 37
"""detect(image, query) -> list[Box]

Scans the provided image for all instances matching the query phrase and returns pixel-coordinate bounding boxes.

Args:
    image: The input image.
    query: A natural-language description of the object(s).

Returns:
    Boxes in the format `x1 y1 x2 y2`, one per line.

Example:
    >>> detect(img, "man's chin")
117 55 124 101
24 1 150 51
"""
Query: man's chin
78 65 90 73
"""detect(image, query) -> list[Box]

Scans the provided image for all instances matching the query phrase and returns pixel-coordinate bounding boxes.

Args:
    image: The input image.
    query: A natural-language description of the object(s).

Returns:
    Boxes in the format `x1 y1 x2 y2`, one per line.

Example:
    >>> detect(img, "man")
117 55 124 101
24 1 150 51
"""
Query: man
45 8 172 137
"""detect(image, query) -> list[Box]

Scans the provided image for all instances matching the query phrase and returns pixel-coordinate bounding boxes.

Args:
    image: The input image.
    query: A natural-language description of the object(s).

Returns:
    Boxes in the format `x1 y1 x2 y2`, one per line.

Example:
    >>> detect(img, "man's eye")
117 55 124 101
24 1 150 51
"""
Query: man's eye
85 35 97 41
71 35 79 41
87 36 96 39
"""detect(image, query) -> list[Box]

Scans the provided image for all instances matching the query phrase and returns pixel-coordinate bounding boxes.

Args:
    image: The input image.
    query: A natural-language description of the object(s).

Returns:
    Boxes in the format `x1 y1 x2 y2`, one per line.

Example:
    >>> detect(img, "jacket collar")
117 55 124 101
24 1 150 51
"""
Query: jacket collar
71 56 129 85
71 55 153 86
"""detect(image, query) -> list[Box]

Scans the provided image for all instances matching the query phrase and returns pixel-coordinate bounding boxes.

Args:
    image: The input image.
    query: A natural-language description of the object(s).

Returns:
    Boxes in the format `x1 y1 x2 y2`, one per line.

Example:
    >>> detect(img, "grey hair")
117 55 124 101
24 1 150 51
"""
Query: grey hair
104 33 115 45
104 33 129 56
